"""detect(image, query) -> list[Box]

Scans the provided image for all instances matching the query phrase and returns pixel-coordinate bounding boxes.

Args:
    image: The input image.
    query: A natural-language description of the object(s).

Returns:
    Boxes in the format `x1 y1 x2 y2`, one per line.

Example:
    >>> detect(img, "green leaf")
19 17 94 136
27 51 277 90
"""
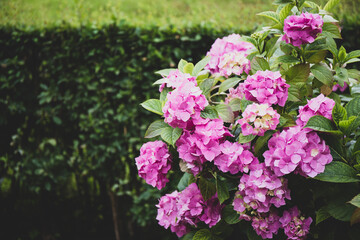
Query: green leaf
277 55 300 64
325 36 338 57
251 57 270 73
345 97 360 117
193 229 212 240
52 116 62 125
228 98 241 112
287 82 303 102
219 77 242 93
178 172 192 191
316 207 331 225
353 138 360 156
279 3 294 22
322 23 342 39
254 131 275 156
222 205 240 224
349 194 360 208
198 177 216 201
305 115 341 134
215 104 234 123
192 56 211 76
306 50 328 63
332 103 347 126
145 120 169 138
155 68 176 77
247 227 263 240
338 46 347 62
183 63 194 75
257 11 280 24
344 50 360 63
324 0 340 11
265 36 280 59
240 99 253 112
238 133 256 144
326 200 356 222
199 78 215 96
350 208 360 226
273 0 293 4
239 36 257 48
140 99 163 115
339 116 360 136
161 127 183 146
160 87 171 103
182 232 195 240
216 178 229 204
285 63 310 82
334 67 348 87
310 64 333 86
314 161 360 183
178 59 188 72
201 106 219 119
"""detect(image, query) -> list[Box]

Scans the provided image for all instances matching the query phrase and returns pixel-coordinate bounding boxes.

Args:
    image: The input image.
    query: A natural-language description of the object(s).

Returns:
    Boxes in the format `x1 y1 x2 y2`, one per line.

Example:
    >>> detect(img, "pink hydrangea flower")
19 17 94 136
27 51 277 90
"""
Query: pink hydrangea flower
177 183 205 225
282 13 323 47
243 70 290 106
156 191 182 229
199 195 222 227
296 94 335 127
252 211 281 239
237 103 280 136
177 118 230 175
163 81 208 129
205 34 255 77
135 141 172 190
159 69 197 92
264 126 333 178
214 140 259 174
233 163 291 214
280 206 312 240
225 84 245 104
333 82 348 92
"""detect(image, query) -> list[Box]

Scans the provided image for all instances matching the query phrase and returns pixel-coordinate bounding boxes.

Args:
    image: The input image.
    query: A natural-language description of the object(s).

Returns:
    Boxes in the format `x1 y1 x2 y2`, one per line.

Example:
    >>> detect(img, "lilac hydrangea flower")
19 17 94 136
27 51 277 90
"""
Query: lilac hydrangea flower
233 163 291 214
214 140 259 174
205 34 255 77
296 94 335 127
243 70 290 107
237 103 280 136
264 126 333 178
163 81 208 129
135 141 172 190
159 69 197 92
280 206 312 240
252 211 282 239
282 12 323 47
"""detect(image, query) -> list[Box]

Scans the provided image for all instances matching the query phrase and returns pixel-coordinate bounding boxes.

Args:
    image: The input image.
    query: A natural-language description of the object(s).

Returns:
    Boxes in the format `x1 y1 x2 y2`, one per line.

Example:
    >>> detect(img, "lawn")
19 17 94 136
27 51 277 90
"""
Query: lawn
0 0 358 30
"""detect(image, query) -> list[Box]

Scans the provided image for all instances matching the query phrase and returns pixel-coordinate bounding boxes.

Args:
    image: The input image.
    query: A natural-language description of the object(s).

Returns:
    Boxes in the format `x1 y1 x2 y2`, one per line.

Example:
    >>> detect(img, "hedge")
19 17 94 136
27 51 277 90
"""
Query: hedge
0 19 359 239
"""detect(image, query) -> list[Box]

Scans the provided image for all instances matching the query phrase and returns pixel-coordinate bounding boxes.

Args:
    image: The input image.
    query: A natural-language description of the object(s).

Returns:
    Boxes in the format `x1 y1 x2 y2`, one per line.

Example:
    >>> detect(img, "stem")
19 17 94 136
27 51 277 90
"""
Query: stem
109 190 121 240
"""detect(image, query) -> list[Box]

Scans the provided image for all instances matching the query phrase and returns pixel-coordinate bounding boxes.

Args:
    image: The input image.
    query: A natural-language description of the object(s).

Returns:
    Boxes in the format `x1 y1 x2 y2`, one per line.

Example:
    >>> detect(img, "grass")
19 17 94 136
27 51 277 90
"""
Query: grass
0 0 358 30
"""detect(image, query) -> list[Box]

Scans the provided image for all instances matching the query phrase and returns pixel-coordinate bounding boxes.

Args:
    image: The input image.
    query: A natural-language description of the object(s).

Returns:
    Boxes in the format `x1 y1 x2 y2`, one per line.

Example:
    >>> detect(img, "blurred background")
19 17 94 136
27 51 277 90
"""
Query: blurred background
0 0 359 239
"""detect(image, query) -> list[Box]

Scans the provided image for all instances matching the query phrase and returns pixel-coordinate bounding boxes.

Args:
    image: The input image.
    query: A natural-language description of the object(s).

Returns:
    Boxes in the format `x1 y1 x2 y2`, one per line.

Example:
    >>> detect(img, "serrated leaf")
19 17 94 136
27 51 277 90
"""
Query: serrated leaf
273 0 293 4
216 178 229 204
155 68 176 77
314 161 360 183
198 177 216 201
339 117 360 136
305 115 341 134
323 15 339 23
192 56 211 76
215 104 234 123
311 64 333 86
345 97 360 117
240 99 254 112
277 55 300 64
254 130 275 156
182 232 196 240
287 83 302 102
251 57 270 73
279 3 294 22
183 63 194 75
349 194 360 208
306 50 328 63
326 200 356 222
322 23 342 39
344 50 360 63
199 78 215 96
265 36 280 59
286 63 310 82
145 120 169 138
219 77 242 93
228 98 241 112
247 226 263 240
257 11 280 24
178 59 188 72
178 172 192 191
239 36 257 48
222 205 240 224
238 133 256 144
325 36 338 57
140 99 163 115
316 207 331 225
201 106 219 119
161 127 182 146
332 103 347 126
324 0 340 11
334 67 348 87
193 229 212 240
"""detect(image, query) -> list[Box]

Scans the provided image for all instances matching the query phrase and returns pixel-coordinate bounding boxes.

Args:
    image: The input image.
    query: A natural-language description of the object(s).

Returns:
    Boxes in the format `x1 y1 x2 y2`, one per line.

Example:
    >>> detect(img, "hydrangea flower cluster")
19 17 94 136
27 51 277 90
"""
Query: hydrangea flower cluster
333 82 348 92
159 69 197 92
282 12 323 47
162 81 208 129
177 118 230 175
280 207 312 240
233 163 291 215
156 183 221 237
135 141 172 190
214 140 259 174
264 126 333 178
205 34 254 77
296 94 335 127
242 70 290 107
237 103 280 136
251 211 281 239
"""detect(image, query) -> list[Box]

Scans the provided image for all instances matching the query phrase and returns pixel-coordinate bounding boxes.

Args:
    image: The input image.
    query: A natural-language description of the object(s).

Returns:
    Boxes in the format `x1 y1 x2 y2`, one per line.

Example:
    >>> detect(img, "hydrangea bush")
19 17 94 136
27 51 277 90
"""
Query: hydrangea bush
136 0 360 239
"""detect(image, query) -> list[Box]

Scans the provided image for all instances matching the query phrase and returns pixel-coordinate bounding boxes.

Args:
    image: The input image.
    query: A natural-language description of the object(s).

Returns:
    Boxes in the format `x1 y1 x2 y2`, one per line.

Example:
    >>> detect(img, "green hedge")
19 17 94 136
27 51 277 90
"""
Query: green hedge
0 19 359 239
